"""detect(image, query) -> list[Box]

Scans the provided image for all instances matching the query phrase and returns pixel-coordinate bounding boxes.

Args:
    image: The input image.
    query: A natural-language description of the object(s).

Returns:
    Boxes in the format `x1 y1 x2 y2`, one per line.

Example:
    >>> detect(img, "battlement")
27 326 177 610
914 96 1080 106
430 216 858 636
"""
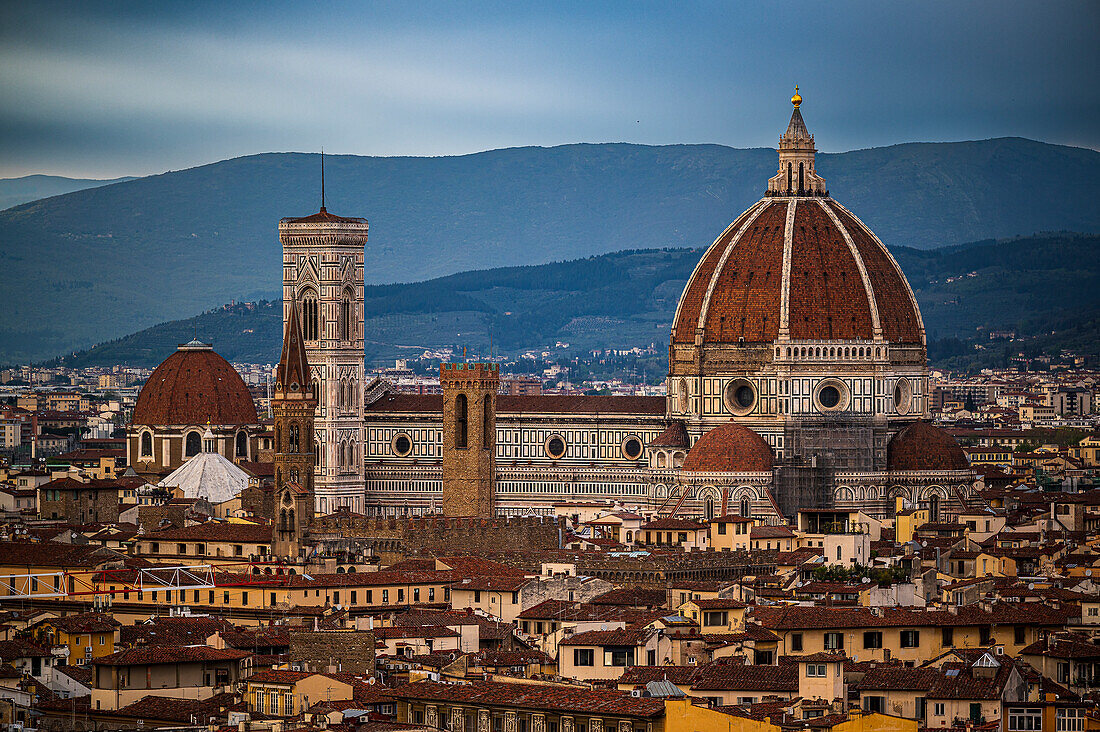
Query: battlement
440 362 500 383
309 511 562 554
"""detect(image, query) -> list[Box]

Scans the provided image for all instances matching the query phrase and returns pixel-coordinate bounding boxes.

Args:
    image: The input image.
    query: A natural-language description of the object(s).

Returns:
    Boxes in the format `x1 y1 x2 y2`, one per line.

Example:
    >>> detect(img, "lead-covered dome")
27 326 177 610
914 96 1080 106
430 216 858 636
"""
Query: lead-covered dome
671 95 924 349
681 421 774 473
133 340 258 426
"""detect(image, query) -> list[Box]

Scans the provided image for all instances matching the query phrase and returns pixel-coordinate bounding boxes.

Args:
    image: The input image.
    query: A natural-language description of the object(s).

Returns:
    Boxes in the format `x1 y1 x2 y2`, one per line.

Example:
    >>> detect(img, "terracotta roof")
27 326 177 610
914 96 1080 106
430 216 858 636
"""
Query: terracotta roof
33 612 119 634
94 645 250 666
132 343 258 426
281 207 367 225
390 679 665 718
681 422 774 473
690 661 797 692
888 421 971 471
673 197 922 346
142 521 272 543
589 587 667 607
649 421 689 448
559 629 650 646
0 639 51 660
0 541 124 569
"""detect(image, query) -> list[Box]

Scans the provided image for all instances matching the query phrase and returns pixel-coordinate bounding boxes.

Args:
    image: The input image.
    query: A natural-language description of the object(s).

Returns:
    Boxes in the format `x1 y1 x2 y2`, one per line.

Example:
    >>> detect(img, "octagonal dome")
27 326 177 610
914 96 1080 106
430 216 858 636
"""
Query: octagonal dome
671 96 924 349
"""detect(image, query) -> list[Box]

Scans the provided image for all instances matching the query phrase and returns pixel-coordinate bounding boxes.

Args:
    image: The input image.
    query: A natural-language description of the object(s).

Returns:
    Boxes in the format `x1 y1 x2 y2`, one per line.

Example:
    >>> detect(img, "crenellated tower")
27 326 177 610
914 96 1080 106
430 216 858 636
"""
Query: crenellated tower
441 362 499 517
278 173 367 516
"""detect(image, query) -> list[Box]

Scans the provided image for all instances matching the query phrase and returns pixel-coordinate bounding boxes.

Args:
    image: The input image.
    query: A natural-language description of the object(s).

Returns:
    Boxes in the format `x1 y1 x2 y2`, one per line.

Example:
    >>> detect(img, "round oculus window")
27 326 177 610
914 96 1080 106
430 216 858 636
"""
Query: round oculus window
392 433 412 457
724 378 757 415
894 378 912 415
546 436 566 459
819 385 841 409
622 437 643 460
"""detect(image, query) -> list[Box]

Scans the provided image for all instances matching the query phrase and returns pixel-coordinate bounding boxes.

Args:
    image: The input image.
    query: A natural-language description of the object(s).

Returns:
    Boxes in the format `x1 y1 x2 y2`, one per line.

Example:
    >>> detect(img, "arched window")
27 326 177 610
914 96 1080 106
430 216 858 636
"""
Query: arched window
275 425 281 451
340 288 353 341
280 509 287 530
235 431 247 458
140 432 153 458
288 509 296 536
185 431 201 457
625 531 633 543
289 423 300 453
483 395 492 451
929 494 941 522
798 162 804 193
301 290 319 341
704 497 715 520
740 496 751 518
787 162 792 193
455 393 468 448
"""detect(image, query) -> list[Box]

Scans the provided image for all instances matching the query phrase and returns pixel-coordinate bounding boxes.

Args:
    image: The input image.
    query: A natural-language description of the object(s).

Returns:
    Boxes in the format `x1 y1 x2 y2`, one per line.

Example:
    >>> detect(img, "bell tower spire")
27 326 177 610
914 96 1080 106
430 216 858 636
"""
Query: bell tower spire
767 87 827 197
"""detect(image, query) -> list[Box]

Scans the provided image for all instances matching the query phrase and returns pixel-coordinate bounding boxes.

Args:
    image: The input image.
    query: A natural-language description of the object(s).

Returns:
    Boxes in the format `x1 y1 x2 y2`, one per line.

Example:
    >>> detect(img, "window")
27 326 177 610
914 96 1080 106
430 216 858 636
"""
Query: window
382 589 389 603
824 632 844 650
474 590 482 603
455 394 468 448
573 648 594 666
863 696 885 713
511 591 519 604
622 437 643 460
289 423 300 453
934 704 945 717
806 664 826 677
140 431 153 457
863 631 882 649
703 611 728 627
942 627 954 647
483 395 492 451
1057 708 1084 732
970 703 982 723
1008 708 1043 731
900 630 920 648
340 289 352 341
604 647 635 667
1015 626 1026 645
302 292 319 341
791 633 803 652
185 431 201 457
546 435 566 459
717 523 727 535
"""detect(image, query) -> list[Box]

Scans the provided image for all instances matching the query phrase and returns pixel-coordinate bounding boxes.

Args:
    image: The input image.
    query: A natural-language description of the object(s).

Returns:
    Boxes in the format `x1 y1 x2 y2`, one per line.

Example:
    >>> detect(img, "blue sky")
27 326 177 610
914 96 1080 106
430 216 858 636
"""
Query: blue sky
1 0 1097 178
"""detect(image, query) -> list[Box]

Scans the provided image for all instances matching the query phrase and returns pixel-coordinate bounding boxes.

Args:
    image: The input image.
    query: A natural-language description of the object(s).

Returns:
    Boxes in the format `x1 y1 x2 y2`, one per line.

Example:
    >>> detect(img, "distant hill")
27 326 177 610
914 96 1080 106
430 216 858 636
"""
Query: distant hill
54 233 1100 372
3 138 1099 363
0 174 135 211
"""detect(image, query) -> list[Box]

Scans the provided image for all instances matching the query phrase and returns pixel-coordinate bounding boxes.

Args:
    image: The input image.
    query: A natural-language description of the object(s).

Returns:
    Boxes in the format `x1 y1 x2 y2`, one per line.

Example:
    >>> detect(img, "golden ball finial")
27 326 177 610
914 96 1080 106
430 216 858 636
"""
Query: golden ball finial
791 85 802 108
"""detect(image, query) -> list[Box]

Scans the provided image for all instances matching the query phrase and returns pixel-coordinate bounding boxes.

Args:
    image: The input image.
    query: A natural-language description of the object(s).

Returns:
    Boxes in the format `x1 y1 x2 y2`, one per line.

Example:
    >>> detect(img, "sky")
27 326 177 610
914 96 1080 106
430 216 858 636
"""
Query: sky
1 0 1098 179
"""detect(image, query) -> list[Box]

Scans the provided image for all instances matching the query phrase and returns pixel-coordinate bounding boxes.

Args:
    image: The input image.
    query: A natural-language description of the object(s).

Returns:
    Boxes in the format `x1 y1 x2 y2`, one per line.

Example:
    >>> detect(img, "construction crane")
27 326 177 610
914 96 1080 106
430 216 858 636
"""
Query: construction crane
0 562 285 601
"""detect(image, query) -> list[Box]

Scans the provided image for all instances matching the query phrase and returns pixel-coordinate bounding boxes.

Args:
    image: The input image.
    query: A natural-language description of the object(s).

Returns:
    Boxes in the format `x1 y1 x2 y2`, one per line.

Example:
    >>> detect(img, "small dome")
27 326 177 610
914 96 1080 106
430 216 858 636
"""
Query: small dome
132 342 258 427
681 422 774 473
887 421 970 471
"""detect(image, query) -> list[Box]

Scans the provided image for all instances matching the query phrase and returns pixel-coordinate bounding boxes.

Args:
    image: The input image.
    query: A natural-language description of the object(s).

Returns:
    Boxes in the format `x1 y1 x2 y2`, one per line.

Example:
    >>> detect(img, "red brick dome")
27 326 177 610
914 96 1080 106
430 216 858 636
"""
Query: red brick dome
681 422 774 473
671 197 923 347
887 421 969 472
132 341 258 427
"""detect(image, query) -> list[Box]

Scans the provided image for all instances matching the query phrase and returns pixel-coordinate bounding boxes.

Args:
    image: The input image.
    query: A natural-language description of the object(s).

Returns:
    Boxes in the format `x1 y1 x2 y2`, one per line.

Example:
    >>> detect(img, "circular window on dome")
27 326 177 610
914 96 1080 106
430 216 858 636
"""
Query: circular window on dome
814 380 849 412
622 436 643 460
893 378 913 415
545 435 567 460
723 378 757 416
391 433 413 457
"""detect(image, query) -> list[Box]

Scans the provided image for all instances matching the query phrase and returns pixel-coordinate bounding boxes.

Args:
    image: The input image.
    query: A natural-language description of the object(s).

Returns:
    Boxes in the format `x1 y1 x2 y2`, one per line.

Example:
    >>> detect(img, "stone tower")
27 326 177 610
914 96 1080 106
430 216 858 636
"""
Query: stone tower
278 195 367 516
272 300 317 553
441 363 499 517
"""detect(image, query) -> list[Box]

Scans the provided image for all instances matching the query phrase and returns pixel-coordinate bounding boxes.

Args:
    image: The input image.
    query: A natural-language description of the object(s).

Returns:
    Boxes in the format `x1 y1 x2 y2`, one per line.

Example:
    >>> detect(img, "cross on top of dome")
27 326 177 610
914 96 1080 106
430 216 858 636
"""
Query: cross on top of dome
766 88 828 197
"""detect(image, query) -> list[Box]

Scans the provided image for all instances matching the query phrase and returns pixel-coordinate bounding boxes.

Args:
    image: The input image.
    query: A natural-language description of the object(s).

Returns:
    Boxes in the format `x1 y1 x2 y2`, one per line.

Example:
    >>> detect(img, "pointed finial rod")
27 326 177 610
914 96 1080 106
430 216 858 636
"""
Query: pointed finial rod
791 85 802 108
320 149 326 212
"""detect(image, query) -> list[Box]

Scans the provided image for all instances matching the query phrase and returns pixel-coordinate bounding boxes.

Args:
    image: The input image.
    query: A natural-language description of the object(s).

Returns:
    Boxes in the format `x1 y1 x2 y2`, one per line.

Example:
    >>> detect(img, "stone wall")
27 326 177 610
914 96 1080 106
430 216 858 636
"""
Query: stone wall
289 630 375 674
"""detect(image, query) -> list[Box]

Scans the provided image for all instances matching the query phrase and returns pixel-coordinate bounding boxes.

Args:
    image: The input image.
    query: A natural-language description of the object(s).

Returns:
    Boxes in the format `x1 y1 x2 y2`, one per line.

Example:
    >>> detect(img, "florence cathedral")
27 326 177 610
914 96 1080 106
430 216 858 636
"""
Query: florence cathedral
128 93 976 524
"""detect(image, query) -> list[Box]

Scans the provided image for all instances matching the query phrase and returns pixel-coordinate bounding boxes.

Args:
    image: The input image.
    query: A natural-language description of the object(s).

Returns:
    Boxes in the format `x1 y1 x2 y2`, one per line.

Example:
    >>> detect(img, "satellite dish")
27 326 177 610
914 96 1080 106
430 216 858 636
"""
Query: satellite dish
921 541 928 548
1028 583 1035 590
862 577 871 584
1087 570 1093 577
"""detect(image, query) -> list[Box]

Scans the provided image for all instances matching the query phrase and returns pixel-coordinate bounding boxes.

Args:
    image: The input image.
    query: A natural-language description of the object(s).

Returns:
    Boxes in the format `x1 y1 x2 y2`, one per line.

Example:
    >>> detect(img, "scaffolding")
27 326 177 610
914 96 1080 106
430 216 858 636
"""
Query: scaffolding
774 413 885 517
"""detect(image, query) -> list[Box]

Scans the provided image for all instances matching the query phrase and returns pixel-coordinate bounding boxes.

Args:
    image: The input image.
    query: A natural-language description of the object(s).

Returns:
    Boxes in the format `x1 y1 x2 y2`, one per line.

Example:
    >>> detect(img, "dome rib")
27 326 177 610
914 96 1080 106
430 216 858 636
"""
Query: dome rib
695 200 772 338
817 199 882 338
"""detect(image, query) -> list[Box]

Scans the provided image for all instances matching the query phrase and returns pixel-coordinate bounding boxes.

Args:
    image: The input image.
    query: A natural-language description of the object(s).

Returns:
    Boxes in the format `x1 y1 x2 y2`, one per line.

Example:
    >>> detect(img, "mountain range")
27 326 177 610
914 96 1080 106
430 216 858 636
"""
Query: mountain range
52 232 1100 374
0 174 135 212
2 138 1099 364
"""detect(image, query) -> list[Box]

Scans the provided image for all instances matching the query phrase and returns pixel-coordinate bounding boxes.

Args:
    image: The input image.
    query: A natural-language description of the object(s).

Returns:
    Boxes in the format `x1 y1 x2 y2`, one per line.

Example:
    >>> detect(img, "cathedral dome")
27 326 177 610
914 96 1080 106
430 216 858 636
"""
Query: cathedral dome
132 341 258 427
671 95 923 349
681 421 774 473
887 421 969 472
